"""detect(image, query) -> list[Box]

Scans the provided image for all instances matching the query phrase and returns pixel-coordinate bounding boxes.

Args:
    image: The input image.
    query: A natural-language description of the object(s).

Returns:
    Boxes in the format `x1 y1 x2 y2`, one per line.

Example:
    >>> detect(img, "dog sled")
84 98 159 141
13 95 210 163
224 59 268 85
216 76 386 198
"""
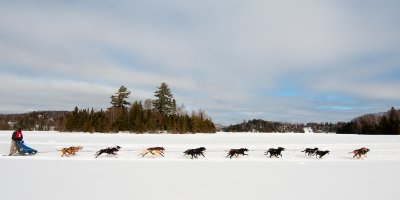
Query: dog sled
14 141 37 156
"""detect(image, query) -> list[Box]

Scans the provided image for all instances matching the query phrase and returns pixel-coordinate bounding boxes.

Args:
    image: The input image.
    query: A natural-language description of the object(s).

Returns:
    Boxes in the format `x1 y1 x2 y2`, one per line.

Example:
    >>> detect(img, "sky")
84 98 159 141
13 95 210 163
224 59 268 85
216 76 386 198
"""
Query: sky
1 1 399 125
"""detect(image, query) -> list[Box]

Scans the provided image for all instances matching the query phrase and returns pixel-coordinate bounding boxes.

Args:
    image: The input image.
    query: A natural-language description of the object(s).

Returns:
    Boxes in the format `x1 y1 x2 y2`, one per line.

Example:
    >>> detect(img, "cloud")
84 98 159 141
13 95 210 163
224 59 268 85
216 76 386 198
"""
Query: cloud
0 1 399 125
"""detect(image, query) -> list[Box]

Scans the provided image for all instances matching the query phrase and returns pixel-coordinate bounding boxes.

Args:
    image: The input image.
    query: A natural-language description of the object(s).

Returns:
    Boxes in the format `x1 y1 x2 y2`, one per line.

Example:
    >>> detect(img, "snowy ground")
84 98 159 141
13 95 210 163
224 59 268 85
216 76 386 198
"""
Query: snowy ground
1 131 400 200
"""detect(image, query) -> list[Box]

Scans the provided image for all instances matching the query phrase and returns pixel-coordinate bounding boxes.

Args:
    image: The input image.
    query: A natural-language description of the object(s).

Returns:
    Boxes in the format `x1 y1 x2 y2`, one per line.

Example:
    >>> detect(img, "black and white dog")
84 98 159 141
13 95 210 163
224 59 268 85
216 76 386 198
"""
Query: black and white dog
95 146 121 158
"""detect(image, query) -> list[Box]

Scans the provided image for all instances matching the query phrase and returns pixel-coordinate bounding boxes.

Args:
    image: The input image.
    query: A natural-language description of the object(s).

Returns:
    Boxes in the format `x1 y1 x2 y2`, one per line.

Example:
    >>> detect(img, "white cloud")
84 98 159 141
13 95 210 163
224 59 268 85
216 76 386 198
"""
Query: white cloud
0 1 399 124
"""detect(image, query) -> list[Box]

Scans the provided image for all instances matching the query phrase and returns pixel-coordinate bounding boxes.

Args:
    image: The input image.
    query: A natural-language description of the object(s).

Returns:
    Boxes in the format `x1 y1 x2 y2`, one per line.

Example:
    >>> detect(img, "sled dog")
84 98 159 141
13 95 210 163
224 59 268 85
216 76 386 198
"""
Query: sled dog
183 147 206 159
350 147 369 159
95 146 121 158
301 148 319 156
138 147 165 157
226 148 249 159
265 147 285 158
57 146 83 157
315 150 330 158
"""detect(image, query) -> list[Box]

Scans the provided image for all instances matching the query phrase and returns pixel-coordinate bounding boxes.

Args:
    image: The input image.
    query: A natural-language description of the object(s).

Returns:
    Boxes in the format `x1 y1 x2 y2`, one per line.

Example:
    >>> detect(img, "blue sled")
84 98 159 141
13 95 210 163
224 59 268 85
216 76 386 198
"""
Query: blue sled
15 141 37 155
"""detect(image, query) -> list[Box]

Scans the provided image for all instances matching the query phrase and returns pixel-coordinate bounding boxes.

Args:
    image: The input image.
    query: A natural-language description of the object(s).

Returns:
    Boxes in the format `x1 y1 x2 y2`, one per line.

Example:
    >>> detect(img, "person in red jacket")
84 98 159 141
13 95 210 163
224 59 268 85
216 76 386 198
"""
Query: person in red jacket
9 128 23 156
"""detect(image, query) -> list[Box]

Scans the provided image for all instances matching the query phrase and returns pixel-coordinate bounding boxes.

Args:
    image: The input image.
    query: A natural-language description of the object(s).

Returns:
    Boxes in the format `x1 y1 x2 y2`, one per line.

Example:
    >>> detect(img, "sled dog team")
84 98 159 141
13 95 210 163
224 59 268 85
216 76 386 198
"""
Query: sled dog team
8 128 370 159
54 145 370 159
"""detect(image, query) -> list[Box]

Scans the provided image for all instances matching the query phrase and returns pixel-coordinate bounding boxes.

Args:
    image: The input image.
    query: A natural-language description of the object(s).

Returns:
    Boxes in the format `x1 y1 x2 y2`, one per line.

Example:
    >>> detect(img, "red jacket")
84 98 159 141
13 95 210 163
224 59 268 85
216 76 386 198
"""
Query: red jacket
12 130 23 141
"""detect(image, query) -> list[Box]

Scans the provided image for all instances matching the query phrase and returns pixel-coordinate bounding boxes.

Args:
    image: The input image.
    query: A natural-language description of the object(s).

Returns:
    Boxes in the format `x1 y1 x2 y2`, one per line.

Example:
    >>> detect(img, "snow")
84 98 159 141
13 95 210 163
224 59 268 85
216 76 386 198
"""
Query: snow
303 127 313 133
1 131 400 200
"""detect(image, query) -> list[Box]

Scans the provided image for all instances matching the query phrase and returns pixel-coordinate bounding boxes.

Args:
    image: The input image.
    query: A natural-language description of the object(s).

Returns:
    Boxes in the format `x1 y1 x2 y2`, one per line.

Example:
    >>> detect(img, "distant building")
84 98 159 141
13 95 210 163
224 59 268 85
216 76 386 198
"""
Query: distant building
303 127 313 133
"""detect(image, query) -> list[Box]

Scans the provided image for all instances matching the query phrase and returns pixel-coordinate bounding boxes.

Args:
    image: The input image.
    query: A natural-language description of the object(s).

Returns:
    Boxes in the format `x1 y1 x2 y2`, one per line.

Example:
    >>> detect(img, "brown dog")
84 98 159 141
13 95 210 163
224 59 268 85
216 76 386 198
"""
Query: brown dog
138 147 165 157
350 147 370 159
57 146 83 157
68 146 83 156
58 148 72 157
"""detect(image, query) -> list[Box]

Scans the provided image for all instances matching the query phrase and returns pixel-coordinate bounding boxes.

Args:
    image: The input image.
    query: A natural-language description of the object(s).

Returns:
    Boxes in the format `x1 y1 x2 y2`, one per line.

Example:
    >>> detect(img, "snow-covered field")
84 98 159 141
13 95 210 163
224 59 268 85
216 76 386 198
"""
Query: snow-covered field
1 131 400 200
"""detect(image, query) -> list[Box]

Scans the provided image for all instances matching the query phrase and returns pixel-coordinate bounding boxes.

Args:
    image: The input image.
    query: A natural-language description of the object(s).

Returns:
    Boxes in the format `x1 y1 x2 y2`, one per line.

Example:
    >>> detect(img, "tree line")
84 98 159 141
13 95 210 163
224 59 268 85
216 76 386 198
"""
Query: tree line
223 119 338 133
223 107 400 135
0 83 216 133
1 84 399 135
336 107 400 135
223 119 305 133
0 111 67 131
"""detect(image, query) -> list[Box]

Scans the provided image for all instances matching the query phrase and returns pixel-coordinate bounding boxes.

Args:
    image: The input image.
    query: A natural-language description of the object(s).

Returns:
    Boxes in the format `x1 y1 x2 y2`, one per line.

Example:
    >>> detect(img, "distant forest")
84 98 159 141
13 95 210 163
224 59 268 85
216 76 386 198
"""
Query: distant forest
336 107 400 135
223 107 400 135
223 120 338 133
1 84 399 135
0 83 216 133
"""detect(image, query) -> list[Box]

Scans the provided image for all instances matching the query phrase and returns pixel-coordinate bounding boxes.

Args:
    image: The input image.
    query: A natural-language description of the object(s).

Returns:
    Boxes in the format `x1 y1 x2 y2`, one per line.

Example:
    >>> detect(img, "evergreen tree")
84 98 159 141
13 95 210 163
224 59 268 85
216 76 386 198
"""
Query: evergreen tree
153 82 176 116
110 86 131 109
129 101 144 133
388 107 399 134
18 83 216 133
379 116 389 134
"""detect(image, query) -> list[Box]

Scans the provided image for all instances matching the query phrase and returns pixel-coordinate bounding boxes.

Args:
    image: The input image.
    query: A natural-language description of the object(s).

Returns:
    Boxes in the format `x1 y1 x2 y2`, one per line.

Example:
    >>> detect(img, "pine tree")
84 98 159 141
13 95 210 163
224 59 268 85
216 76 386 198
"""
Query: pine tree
379 115 389 134
388 107 399 134
130 101 144 133
110 86 131 109
153 82 176 116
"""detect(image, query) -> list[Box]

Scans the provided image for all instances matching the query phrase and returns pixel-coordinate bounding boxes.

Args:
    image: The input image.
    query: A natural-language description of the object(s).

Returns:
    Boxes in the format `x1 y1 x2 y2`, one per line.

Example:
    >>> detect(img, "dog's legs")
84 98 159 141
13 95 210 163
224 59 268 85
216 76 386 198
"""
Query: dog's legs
142 151 148 157
95 152 102 158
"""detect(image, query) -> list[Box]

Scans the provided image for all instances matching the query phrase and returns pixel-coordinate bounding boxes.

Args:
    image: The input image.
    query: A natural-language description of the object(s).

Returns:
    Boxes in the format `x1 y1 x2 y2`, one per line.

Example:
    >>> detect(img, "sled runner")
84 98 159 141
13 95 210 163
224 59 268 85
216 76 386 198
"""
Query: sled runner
15 141 37 155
